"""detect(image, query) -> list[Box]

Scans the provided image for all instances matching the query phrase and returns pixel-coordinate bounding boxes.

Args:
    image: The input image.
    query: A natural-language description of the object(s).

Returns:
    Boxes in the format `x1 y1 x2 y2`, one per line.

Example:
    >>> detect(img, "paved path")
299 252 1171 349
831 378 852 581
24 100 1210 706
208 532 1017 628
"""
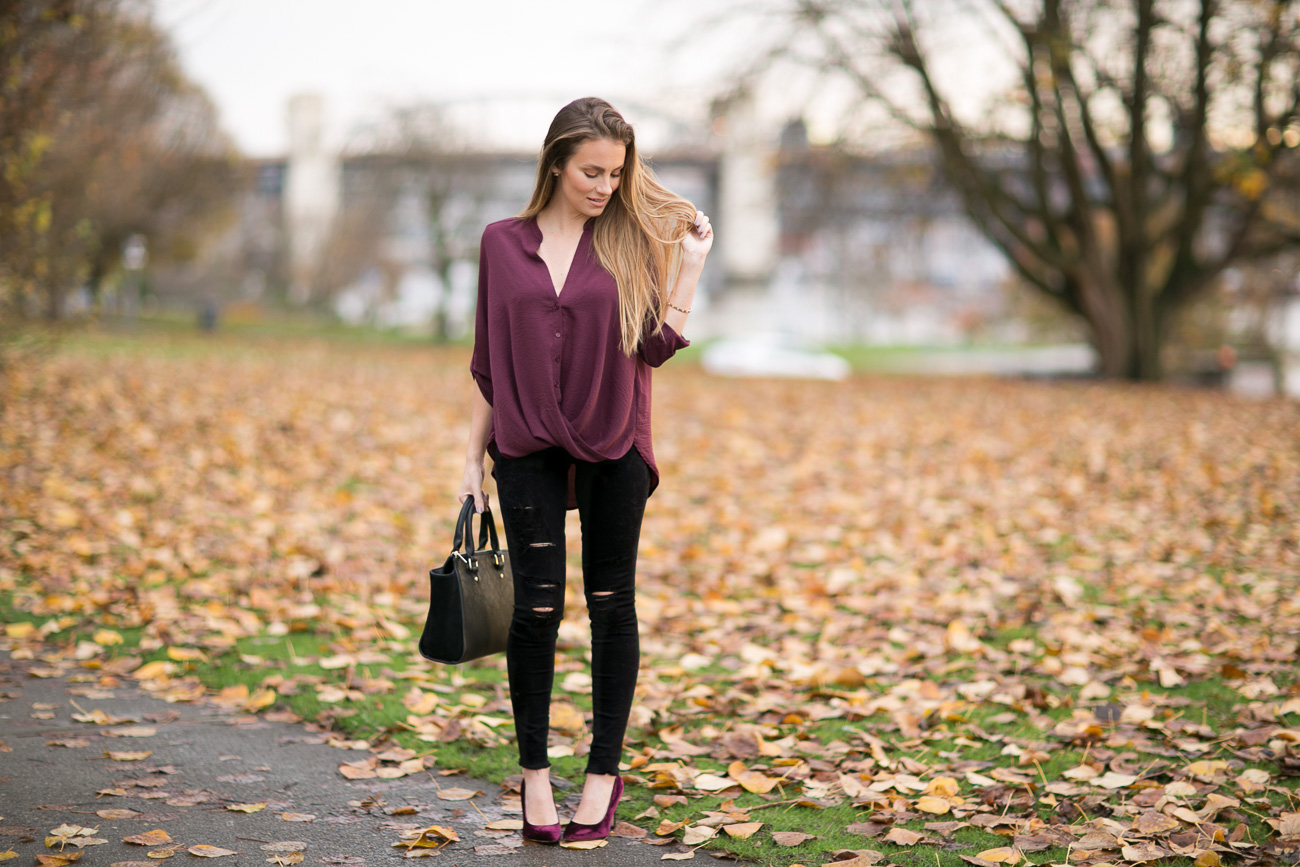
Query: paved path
0 653 682 866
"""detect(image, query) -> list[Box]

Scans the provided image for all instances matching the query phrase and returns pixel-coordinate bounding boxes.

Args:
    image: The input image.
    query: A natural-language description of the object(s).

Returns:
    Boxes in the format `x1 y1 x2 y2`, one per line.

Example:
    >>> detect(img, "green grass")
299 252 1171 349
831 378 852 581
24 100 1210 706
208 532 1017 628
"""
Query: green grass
4 585 1298 867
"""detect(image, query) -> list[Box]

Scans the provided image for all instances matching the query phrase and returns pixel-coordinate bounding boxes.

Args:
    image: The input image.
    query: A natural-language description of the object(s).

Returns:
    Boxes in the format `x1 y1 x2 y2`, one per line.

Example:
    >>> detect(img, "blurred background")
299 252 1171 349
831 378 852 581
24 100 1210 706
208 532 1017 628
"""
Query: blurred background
2 0 1298 394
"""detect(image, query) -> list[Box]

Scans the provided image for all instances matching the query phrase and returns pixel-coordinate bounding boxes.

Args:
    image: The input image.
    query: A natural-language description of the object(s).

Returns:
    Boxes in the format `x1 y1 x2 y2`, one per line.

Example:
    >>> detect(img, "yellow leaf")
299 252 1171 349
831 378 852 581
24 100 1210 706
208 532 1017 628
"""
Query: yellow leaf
166 647 208 662
560 839 608 850
727 760 780 794
0 849 17 861
124 830 174 846
975 848 1021 864
924 776 960 797
226 803 267 813
245 688 277 711
131 661 176 681
105 750 153 762
722 822 763 839
396 826 458 849
1186 760 1229 778
4 623 35 639
549 701 586 734
93 629 123 646
914 796 951 814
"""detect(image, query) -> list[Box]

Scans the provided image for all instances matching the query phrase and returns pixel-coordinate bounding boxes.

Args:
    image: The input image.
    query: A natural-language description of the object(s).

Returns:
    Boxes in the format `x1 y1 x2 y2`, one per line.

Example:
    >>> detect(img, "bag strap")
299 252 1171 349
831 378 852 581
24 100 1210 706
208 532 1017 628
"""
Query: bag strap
450 499 505 569
480 507 501 554
451 498 477 556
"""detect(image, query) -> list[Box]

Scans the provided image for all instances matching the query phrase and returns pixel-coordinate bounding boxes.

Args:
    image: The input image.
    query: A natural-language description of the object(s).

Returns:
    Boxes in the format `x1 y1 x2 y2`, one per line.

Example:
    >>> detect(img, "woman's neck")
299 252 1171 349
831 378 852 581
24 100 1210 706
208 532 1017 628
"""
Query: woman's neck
536 202 589 238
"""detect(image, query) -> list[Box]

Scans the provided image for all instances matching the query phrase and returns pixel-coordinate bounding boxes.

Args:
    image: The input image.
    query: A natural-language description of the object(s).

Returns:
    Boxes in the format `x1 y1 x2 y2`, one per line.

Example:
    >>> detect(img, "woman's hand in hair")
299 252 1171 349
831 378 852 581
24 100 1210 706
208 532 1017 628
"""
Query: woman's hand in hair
681 211 714 261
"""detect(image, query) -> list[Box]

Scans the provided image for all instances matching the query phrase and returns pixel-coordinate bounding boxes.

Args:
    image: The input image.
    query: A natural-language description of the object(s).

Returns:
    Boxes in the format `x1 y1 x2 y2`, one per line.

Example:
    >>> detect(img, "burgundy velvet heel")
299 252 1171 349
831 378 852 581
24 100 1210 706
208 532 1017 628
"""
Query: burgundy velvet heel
561 775 623 844
520 779 561 844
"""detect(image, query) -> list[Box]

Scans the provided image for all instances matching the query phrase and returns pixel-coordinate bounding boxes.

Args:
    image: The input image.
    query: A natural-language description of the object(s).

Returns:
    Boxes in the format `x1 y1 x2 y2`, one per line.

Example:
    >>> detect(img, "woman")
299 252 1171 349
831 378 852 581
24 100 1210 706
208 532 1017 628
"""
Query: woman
458 97 713 845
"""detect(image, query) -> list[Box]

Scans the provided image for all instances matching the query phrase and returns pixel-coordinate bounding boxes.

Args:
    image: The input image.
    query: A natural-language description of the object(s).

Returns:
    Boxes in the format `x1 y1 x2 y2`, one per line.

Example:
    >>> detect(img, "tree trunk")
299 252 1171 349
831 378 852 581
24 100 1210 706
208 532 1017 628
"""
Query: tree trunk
1083 279 1166 381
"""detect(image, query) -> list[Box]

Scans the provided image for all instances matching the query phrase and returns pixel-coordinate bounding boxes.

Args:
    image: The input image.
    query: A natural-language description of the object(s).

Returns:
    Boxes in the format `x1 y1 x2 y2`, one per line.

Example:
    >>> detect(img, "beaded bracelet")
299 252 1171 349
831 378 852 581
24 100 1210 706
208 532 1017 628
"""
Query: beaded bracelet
668 300 691 314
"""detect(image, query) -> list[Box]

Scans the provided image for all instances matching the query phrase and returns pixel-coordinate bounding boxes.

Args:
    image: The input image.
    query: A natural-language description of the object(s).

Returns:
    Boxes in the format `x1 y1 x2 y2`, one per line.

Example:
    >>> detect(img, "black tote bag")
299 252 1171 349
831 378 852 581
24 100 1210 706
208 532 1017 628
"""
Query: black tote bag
419 498 514 664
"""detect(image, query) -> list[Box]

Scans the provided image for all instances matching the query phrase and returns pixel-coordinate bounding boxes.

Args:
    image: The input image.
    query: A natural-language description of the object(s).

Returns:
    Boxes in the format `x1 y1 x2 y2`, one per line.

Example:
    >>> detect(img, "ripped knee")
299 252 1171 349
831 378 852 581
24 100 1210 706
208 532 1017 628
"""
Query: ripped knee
586 587 636 628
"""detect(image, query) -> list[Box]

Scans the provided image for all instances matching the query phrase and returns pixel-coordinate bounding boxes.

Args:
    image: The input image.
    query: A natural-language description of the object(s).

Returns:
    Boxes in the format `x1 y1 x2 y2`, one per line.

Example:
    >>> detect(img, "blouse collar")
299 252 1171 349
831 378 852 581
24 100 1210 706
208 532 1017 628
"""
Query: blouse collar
521 215 594 258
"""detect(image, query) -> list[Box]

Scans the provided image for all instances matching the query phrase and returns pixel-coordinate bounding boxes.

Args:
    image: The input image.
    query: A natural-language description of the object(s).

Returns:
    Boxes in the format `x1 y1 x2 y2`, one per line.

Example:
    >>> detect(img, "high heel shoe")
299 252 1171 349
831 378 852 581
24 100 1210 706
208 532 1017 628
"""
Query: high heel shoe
561 774 623 844
520 779 561 844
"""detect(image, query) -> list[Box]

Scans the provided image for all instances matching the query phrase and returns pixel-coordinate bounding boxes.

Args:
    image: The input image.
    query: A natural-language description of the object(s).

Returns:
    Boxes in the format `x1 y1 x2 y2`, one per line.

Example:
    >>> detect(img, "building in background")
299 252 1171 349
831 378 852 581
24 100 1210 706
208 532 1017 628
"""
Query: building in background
229 94 1016 346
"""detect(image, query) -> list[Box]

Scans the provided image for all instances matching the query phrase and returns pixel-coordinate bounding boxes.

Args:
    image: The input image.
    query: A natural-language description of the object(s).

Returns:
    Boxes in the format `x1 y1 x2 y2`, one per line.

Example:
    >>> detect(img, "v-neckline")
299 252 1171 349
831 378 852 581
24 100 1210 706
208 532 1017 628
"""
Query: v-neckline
535 219 588 298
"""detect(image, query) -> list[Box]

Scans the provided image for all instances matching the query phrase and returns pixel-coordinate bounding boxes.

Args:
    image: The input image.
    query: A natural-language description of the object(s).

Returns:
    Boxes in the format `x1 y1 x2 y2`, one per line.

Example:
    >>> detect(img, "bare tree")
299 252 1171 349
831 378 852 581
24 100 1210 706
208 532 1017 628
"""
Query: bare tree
0 0 236 321
759 0 1300 380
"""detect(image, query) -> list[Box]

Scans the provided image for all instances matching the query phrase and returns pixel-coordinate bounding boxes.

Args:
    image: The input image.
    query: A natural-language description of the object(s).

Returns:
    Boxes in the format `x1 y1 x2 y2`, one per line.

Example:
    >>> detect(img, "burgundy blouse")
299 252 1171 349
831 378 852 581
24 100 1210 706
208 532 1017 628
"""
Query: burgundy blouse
471 216 688 498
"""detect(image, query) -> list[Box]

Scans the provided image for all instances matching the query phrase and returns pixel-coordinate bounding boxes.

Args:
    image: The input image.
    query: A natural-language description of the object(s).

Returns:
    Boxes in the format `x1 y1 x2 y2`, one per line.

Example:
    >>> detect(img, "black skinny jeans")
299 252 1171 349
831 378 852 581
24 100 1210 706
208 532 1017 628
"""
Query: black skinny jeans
491 445 649 776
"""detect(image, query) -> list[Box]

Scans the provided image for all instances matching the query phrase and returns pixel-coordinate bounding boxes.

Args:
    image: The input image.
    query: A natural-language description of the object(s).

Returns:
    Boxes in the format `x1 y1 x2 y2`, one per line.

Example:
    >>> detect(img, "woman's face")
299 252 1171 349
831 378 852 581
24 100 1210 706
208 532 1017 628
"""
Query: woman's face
553 137 626 219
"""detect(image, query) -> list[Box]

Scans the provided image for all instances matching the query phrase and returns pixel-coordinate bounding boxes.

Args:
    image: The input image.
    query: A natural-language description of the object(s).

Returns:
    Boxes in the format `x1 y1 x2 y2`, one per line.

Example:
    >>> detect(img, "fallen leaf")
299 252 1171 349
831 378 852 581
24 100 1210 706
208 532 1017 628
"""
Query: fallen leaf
882 827 926 846
975 847 1021 864
226 803 266 813
773 832 817 847
1121 843 1170 862
124 831 174 847
915 796 952 814
722 822 763 839
105 750 153 762
727 761 781 794
693 774 735 792
278 814 315 823
36 855 82 867
821 852 885 867
95 810 140 820
434 787 480 801
1133 811 1181 835
1091 771 1138 789
187 846 238 858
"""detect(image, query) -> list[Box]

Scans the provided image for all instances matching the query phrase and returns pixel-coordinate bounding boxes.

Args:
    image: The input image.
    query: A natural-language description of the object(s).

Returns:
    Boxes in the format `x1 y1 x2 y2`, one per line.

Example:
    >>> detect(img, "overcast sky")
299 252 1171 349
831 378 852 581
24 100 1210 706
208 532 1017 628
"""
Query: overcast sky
154 0 756 157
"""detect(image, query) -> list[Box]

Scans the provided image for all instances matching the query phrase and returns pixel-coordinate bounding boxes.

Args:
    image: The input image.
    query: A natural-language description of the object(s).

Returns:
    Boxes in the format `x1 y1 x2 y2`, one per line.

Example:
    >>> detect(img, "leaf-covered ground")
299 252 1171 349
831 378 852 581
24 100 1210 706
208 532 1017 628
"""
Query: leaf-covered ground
2 333 1298 867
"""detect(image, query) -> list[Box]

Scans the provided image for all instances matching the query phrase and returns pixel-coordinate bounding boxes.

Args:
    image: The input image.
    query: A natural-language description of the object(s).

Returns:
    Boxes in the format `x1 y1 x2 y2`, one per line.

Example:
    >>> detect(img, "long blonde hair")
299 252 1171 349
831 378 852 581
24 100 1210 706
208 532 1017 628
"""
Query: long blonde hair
520 97 697 356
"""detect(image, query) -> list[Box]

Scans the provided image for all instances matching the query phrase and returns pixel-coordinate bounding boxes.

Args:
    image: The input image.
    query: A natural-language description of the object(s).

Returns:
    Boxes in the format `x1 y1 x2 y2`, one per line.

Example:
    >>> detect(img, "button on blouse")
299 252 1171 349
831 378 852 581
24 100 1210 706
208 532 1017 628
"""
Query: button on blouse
470 217 688 500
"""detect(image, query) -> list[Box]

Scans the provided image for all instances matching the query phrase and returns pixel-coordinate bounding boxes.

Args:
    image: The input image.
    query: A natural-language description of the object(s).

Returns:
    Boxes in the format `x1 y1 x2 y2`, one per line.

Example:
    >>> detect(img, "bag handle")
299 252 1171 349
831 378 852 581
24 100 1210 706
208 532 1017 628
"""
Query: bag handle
451 498 505 569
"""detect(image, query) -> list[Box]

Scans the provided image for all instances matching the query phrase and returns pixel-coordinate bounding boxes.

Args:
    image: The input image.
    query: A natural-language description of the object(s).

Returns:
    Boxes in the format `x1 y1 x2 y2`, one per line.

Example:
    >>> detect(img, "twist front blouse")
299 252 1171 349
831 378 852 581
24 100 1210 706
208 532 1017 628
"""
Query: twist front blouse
471 216 688 498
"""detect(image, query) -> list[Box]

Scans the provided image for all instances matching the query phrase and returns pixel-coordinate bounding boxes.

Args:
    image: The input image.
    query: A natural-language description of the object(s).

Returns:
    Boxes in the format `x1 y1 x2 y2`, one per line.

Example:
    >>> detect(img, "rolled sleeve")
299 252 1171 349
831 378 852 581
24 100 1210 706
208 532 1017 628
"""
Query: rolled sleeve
638 321 689 368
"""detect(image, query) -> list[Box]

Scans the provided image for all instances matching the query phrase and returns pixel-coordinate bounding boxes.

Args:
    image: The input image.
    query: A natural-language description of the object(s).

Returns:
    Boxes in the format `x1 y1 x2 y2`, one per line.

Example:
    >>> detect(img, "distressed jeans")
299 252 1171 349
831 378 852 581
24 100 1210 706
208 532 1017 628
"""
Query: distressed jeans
490 445 649 776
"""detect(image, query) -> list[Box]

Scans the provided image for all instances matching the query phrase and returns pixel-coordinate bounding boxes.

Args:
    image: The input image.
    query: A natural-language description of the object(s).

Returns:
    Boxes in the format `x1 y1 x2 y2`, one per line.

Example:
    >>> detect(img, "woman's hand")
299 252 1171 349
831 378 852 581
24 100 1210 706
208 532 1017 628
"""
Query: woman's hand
459 457 488 514
681 210 714 260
